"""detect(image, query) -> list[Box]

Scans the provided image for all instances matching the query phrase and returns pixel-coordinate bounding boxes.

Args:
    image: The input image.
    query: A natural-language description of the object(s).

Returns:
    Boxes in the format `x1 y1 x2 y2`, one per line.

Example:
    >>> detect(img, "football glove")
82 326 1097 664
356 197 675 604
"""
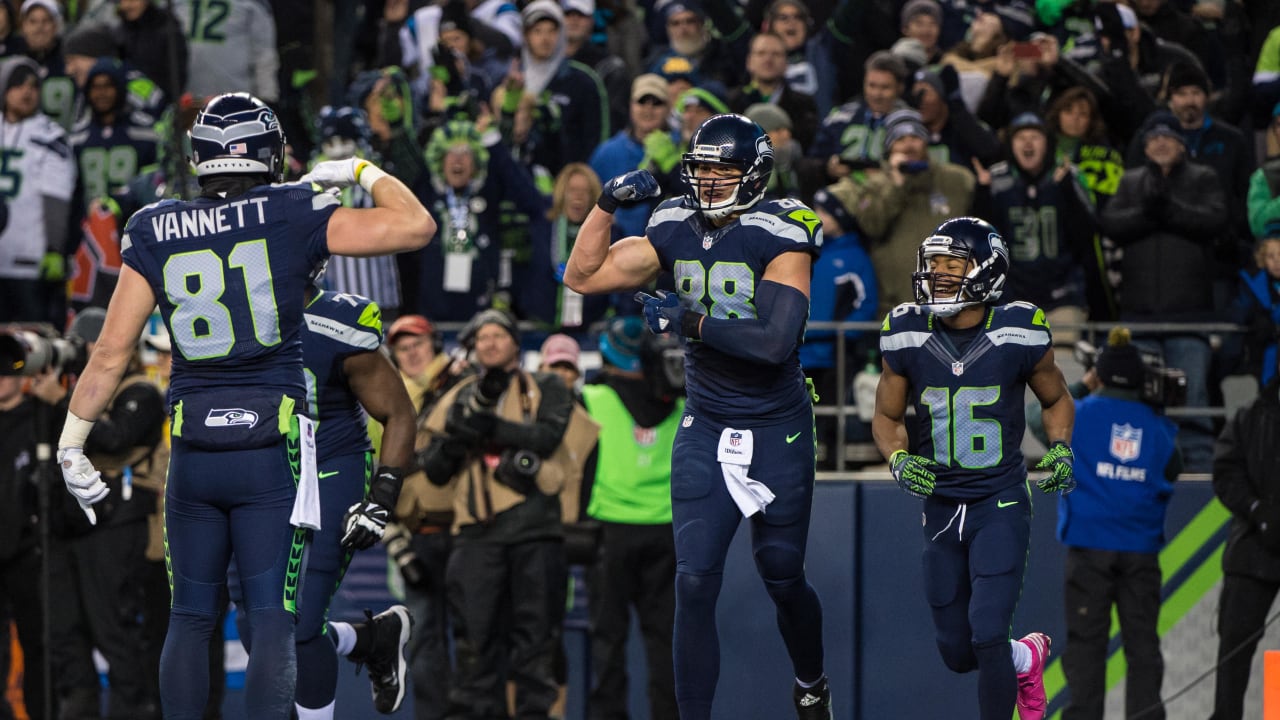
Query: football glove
1035 441 1076 494
889 449 941 499
57 447 108 524
300 158 373 190
635 290 700 338
340 466 403 551
597 169 661 213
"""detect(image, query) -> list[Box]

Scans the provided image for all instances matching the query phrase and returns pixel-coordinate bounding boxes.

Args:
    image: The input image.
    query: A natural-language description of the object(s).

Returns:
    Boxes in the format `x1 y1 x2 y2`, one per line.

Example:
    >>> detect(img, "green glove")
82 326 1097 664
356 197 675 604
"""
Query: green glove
890 449 941 499
641 130 681 174
1034 441 1076 494
39 252 65 281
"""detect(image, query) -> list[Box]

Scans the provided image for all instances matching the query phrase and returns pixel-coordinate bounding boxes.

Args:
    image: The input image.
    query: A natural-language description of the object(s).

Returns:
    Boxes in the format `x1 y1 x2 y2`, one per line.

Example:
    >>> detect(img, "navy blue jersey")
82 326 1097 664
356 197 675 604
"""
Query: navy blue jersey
646 196 821 420
70 113 161 201
880 301 1053 500
302 290 383 462
121 183 338 403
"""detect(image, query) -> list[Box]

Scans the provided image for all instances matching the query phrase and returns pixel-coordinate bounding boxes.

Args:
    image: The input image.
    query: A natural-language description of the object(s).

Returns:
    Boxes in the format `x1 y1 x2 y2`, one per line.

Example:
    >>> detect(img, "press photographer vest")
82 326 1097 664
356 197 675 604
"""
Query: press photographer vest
88 374 167 494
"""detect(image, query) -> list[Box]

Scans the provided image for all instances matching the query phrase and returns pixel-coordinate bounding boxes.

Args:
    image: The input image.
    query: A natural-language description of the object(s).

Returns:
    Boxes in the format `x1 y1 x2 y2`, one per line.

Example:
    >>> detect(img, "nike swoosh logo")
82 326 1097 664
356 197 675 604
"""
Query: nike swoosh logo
785 432 802 444
318 470 340 478
997 500 1019 508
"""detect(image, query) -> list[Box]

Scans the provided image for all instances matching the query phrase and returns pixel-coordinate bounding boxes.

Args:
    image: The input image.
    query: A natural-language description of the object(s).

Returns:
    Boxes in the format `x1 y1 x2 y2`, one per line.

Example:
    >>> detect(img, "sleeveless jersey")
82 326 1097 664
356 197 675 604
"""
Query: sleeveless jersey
120 183 338 403
646 196 821 420
880 301 1053 500
302 289 384 462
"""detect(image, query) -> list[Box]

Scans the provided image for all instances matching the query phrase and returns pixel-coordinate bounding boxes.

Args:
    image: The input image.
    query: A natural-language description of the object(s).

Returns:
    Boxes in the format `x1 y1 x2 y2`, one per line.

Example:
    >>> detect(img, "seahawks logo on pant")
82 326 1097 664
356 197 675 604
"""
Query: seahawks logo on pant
205 408 260 427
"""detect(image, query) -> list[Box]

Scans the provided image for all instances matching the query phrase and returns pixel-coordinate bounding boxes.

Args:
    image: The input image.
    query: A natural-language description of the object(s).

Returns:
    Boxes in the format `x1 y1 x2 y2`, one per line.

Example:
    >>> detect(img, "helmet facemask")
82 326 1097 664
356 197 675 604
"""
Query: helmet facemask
913 240 984 317
680 117 774 222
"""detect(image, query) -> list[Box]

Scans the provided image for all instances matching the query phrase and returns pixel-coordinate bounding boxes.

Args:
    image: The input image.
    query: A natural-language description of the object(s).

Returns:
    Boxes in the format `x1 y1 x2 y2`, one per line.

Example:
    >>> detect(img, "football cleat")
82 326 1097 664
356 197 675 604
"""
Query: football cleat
357 605 413 714
793 676 833 720
1016 632 1051 720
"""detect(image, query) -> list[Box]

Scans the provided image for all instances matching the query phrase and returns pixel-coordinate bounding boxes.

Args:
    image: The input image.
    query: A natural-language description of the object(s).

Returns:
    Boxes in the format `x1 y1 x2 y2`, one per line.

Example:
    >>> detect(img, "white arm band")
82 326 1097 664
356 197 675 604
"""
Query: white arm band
59 411 95 449
356 161 390 194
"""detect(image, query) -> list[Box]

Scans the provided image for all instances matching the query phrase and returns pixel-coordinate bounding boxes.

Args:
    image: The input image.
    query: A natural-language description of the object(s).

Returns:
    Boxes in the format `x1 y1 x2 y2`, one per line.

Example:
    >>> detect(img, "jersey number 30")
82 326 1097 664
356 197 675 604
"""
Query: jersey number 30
921 385 1002 468
163 239 280 359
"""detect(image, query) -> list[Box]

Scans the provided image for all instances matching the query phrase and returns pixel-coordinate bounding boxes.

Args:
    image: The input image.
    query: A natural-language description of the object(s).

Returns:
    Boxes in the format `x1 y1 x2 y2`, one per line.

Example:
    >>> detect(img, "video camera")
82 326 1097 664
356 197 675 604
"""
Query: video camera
1074 338 1187 408
0 324 87 377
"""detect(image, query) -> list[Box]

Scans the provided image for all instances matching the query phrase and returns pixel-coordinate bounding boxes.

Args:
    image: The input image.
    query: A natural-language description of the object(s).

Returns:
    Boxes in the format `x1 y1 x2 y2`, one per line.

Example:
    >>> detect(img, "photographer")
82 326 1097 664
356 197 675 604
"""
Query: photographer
417 309 574 720
1208 361 1280 719
1054 327 1181 720
43 309 164 719
0 371 58 720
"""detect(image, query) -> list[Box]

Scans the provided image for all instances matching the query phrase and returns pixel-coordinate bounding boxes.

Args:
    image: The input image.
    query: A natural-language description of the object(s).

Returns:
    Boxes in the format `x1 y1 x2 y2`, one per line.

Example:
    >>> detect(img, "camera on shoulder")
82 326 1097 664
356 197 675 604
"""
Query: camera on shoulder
1074 335 1187 408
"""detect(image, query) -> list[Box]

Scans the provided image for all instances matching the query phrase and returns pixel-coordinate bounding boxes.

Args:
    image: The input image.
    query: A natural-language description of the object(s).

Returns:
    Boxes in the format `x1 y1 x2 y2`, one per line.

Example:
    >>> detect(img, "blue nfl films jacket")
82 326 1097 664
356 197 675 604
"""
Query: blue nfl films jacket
1058 393 1179 554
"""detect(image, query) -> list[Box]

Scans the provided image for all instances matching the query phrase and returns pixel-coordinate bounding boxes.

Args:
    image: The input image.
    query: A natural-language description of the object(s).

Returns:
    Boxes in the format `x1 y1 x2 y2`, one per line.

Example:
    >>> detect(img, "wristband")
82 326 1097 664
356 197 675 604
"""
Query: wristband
890 449 907 466
59 411 95 449
681 311 702 340
355 161 390 193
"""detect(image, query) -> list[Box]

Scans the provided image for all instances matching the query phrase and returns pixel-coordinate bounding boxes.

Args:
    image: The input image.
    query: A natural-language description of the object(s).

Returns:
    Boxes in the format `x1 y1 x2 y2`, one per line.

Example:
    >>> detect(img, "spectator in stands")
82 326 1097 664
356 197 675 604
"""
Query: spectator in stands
0 56 76 326
1045 85 1125 321
745 102 803 199
727 30 819 151
800 51 909 195
563 0 630 141
804 188 878 470
1254 27 1280 133
911 66 1001 170
19 0 75 129
69 57 159 204
645 0 740 88
0 0 26 57
845 108 975 315
1101 111 1225 472
900 0 943 67
174 0 279 104
1225 226 1280 387
1247 102 1280 241
676 83 729 147
408 119 549 322
590 73 678 239
522 162 619 330
113 0 188 104
972 112 1096 343
1131 0 1208 64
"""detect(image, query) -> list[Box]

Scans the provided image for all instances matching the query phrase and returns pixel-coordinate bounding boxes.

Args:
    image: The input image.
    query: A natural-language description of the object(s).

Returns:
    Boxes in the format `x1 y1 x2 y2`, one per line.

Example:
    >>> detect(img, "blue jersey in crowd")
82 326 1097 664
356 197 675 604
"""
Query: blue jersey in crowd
121 183 338 403
880 301 1052 500
302 289 383 462
646 195 820 421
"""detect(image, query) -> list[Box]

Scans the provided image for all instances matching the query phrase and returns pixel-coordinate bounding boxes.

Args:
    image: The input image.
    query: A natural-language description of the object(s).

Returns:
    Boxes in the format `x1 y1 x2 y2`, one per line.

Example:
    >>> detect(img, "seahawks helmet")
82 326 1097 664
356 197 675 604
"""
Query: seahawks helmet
189 92 287 183
912 217 1009 316
317 105 372 160
680 113 774 222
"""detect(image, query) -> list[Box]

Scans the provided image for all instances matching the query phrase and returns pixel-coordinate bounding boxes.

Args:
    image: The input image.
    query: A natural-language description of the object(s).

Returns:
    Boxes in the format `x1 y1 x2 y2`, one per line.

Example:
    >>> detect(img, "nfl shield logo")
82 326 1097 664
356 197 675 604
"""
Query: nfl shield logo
729 432 742 447
702 234 714 250
1109 423 1143 462
952 361 965 376
633 426 656 446
682 414 694 428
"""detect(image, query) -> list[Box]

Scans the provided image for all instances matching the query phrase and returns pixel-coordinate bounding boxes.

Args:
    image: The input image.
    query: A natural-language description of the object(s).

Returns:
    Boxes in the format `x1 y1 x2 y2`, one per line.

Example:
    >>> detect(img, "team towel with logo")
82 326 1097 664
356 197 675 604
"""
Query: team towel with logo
717 428 774 517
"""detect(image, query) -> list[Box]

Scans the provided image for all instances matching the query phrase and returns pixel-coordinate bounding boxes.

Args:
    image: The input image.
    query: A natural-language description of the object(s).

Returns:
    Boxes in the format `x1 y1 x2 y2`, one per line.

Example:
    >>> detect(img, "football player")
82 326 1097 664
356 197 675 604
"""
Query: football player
872 217 1076 720
55 92 435 720
565 113 832 720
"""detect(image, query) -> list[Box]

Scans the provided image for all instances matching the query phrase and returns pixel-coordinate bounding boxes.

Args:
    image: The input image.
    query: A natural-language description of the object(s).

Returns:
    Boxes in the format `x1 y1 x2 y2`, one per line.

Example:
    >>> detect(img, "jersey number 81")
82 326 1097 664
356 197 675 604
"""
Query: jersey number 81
163 239 281 359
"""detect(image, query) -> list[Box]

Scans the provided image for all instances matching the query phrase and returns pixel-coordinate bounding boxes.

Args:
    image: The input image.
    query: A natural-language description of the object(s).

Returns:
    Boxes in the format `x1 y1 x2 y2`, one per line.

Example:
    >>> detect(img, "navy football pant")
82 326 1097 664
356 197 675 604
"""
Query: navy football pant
232 452 370 711
162 437 302 720
670 406 824 720
922 484 1031 720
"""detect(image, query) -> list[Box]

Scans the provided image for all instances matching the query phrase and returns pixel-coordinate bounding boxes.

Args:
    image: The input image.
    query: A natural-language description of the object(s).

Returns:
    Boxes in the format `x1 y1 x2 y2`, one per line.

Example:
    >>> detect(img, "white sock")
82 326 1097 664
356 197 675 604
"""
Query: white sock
1011 638 1032 674
296 701 335 720
329 621 356 657
796 673 825 689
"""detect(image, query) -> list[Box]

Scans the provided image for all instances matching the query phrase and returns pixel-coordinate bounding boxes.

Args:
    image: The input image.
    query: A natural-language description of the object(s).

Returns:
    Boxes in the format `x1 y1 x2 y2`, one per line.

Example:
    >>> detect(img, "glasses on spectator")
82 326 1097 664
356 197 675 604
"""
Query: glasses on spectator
635 95 667 106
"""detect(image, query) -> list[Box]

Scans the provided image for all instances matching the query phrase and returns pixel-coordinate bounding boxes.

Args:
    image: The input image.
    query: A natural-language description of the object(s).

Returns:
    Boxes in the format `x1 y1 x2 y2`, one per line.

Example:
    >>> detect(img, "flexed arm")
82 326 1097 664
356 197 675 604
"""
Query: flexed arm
563 170 664 294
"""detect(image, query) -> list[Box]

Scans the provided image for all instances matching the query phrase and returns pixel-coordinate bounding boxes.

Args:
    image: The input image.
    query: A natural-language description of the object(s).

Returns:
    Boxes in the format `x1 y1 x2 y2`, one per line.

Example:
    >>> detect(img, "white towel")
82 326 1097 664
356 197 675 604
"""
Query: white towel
290 415 322 530
717 428 774 517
